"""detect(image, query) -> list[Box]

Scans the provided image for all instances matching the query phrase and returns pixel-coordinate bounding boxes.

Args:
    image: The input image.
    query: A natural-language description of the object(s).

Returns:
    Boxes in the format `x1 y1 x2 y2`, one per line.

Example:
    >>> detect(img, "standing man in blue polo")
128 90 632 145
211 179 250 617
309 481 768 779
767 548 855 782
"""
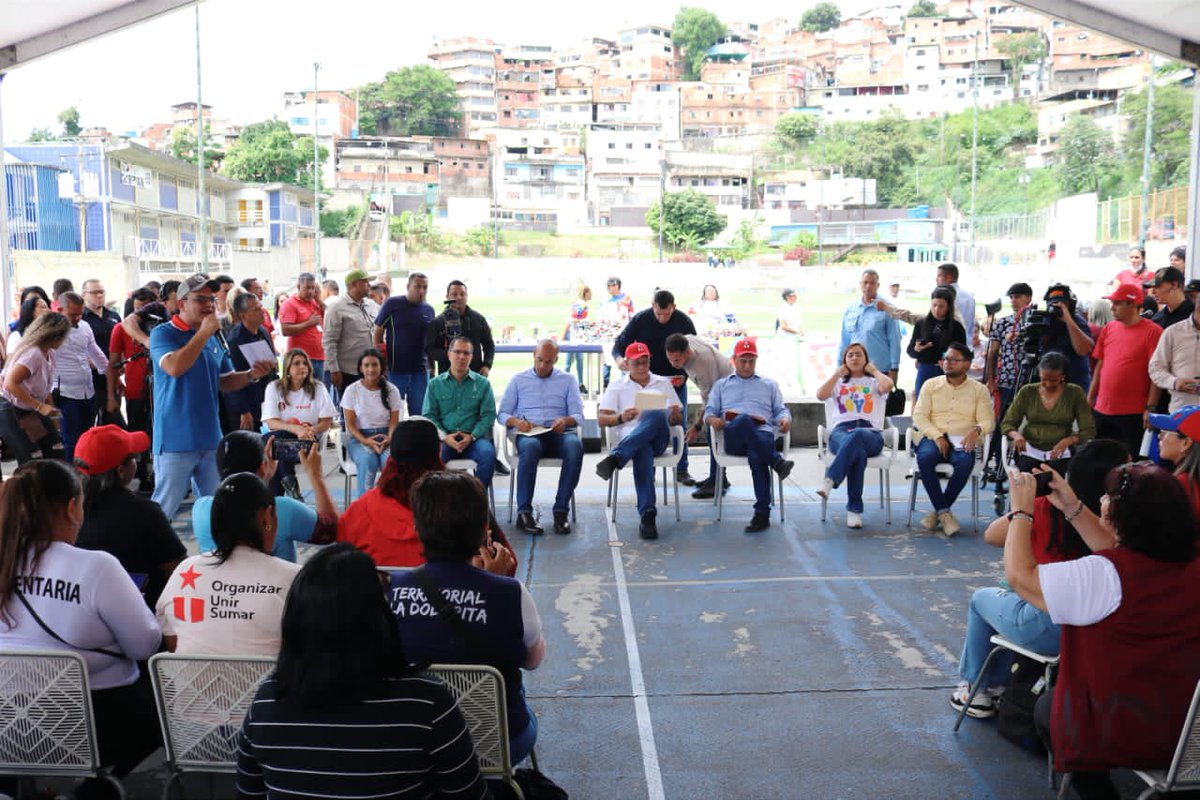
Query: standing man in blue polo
841 269 901 382
150 274 277 519
374 272 435 415
612 289 698 486
704 338 794 533
498 339 585 535
595 342 684 540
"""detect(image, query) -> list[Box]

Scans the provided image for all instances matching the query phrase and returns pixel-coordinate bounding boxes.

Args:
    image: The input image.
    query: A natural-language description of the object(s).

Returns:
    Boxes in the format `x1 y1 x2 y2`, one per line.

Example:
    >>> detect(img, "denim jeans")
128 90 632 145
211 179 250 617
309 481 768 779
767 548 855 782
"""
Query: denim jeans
309 358 325 383
347 427 390 500
958 585 1060 688
826 421 884 513
57 394 96 463
914 437 975 512
564 351 585 384
389 370 429 416
441 437 496 487
610 410 671 516
722 414 779 513
509 690 538 765
515 430 583 514
152 449 220 520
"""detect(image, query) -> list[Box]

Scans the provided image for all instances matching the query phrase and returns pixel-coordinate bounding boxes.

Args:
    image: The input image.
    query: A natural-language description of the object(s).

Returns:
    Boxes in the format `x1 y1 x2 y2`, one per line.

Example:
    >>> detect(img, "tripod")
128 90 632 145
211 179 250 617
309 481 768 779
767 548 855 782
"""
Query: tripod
982 342 1042 515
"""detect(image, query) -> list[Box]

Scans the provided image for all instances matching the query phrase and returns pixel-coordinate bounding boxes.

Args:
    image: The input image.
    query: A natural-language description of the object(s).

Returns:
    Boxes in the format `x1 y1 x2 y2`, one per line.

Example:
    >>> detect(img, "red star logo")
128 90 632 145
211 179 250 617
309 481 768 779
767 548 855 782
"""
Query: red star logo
179 565 201 590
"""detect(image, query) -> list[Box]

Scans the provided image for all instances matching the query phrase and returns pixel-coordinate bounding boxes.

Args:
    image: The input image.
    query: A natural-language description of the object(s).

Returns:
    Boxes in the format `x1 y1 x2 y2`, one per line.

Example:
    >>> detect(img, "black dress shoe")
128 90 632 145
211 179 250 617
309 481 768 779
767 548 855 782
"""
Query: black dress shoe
515 512 544 535
691 478 730 500
553 510 571 535
773 458 795 480
744 512 770 533
676 469 697 487
495 461 511 476
639 509 658 540
595 454 621 481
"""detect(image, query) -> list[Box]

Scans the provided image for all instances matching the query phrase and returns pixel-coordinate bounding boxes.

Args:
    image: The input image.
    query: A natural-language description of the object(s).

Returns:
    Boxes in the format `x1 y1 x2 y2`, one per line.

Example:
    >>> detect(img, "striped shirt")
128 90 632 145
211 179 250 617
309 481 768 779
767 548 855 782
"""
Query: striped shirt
236 675 490 799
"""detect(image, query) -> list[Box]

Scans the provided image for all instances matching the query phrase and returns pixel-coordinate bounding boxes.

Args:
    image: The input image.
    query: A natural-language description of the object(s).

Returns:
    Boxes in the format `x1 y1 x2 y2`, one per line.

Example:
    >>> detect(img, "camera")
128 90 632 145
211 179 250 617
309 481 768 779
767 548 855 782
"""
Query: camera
442 299 463 340
272 438 316 461
1043 284 1075 321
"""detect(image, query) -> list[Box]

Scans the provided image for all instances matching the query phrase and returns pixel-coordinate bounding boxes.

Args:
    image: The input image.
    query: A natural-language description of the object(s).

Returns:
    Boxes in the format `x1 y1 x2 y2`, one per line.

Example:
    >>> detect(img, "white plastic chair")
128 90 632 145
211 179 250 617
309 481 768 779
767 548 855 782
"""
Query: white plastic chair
149 653 276 800
816 395 899 524
709 424 789 522
498 422 580 524
445 458 497 512
603 425 685 523
952 635 1057 788
427 664 524 799
336 430 358 507
1130 679 1200 799
904 429 991 532
0 649 125 797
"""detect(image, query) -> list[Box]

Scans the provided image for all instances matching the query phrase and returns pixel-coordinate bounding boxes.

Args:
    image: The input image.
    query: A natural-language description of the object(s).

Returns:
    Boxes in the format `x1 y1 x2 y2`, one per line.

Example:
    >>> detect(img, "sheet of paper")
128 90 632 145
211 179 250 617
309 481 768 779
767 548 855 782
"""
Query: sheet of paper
948 434 968 450
634 391 668 411
1023 443 1069 461
238 340 276 366
523 425 552 436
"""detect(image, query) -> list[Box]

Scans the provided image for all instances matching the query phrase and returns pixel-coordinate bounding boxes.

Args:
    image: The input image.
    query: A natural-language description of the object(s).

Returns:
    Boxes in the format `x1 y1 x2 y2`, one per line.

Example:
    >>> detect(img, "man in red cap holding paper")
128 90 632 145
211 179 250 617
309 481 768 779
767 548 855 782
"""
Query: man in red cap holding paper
703 338 794 532
595 342 685 539
1089 282 1163 455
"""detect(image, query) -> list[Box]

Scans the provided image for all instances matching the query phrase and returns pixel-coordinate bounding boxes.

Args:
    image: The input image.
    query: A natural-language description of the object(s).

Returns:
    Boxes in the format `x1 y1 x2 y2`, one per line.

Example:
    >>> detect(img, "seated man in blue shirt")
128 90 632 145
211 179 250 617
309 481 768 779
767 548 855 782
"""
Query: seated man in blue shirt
594 342 684 540
704 338 794 533
498 340 585 535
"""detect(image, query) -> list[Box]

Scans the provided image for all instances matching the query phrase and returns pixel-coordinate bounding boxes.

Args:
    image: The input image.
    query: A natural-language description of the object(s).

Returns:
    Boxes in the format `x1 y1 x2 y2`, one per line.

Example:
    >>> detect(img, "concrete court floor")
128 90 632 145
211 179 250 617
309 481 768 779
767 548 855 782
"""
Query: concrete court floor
28 448 1156 799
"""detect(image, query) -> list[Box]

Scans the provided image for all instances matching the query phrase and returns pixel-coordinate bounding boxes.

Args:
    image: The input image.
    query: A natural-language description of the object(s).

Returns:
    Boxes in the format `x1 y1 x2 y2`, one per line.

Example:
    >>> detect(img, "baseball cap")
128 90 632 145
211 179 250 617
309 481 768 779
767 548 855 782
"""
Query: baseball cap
733 338 758 357
176 273 221 301
1104 283 1144 304
781 288 796 300
1153 266 1185 287
73 425 150 475
1149 405 1200 442
1006 282 1033 297
390 418 441 462
1185 279 1200 294
345 269 370 287
624 342 651 361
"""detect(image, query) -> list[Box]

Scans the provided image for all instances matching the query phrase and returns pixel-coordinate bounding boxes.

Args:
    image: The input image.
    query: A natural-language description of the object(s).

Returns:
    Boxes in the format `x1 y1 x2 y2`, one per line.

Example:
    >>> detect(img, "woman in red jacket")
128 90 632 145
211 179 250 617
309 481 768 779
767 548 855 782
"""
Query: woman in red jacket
1005 462 1200 797
338 418 517 576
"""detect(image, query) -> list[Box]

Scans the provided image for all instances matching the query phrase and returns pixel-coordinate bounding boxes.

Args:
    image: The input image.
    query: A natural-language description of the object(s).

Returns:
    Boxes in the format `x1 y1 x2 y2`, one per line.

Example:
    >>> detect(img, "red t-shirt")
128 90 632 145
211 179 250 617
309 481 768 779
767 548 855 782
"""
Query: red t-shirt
109 324 148 400
1092 320 1163 415
261 306 275 336
277 296 325 360
1114 267 1151 289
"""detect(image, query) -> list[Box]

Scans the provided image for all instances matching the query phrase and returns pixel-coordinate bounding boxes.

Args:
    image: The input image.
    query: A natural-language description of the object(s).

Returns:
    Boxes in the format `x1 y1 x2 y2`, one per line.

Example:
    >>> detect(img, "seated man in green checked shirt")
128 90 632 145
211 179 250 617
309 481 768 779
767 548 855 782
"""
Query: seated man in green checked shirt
422 335 497 486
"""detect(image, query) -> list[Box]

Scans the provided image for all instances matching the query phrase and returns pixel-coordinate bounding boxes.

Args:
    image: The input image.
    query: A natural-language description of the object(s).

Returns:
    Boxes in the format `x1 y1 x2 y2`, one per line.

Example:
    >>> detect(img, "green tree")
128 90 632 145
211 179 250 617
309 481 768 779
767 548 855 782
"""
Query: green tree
801 2 841 32
170 126 223 167
222 120 327 190
775 113 818 147
58 107 81 137
27 127 56 142
671 7 726 81
359 65 462 136
646 189 727 247
906 0 943 17
1121 83 1194 190
995 32 1046 102
1055 115 1118 195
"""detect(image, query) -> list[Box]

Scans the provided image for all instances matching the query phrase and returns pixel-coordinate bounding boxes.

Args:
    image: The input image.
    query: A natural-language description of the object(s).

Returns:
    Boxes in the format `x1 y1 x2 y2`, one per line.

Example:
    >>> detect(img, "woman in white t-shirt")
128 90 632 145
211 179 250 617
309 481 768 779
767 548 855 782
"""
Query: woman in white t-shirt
340 349 404 500
0 459 164 786
262 348 336 498
157 472 300 657
814 342 894 529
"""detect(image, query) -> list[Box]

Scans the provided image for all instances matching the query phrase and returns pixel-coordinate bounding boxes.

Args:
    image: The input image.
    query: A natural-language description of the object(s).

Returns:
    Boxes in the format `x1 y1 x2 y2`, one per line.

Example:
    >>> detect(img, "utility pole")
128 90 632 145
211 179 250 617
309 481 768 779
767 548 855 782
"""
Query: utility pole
969 28 980 268
313 62 322 280
196 4 209 274
658 157 666 262
1138 62 1156 250
0 73 11 325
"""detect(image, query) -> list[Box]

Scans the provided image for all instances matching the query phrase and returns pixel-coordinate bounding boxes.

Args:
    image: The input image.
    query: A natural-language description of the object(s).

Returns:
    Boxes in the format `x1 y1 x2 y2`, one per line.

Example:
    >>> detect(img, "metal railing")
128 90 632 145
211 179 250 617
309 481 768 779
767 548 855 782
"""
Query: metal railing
129 237 231 263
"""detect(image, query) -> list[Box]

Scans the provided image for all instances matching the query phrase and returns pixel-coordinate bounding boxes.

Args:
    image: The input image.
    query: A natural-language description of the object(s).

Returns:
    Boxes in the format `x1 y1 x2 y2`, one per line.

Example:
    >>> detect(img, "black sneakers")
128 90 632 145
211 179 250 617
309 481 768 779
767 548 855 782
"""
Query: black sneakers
744 512 770 533
595 454 621 482
639 509 658 539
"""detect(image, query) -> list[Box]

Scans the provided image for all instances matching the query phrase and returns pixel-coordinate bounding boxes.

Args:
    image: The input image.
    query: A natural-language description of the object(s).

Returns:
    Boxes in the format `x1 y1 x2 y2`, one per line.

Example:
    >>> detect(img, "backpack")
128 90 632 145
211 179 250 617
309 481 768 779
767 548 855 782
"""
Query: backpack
996 653 1053 753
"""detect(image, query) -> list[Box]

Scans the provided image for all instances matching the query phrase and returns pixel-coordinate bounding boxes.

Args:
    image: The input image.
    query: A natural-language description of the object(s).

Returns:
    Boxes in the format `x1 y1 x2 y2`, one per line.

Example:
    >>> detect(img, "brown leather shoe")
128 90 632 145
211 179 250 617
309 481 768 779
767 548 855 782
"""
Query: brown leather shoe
515 511 543 535
552 510 571 535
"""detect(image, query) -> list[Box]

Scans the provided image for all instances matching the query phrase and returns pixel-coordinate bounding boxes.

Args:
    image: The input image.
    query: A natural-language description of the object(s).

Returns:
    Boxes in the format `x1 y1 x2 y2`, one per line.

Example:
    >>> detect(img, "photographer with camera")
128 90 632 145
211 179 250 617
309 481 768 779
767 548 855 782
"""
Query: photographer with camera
425 279 495 377
1024 283 1094 393
1088 283 1163 456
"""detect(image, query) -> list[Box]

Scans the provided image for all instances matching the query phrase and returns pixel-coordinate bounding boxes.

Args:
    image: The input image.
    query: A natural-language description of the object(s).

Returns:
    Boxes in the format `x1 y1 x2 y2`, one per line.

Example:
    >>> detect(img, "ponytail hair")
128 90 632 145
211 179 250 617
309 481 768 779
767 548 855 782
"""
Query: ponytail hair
210 472 274 563
0 460 82 627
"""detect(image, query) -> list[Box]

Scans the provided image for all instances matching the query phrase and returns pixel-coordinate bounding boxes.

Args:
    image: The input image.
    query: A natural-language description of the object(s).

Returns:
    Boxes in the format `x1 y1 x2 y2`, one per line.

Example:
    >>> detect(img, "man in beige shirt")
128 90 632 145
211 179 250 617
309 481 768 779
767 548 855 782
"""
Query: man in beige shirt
911 341 994 535
1149 300 1200 413
665 333 734 498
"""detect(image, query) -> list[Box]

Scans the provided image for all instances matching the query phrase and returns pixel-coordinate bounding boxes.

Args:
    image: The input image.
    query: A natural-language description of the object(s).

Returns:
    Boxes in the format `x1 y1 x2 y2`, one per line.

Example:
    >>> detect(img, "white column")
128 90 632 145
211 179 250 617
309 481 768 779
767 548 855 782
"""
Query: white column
0 73 11 325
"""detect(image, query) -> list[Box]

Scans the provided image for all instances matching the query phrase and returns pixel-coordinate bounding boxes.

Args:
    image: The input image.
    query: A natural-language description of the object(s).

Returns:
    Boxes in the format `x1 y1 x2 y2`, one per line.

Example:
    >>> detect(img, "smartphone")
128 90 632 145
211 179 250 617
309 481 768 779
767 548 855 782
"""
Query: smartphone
272 438 316 460
1034 470 1054 497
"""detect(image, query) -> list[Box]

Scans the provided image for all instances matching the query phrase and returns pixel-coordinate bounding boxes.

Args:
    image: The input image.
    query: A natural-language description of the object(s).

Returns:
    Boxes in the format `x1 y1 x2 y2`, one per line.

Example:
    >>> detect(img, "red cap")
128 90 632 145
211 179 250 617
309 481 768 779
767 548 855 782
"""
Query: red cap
73 424 150 475
624 342 651 361
1105 282 1144 304
733 337 758 357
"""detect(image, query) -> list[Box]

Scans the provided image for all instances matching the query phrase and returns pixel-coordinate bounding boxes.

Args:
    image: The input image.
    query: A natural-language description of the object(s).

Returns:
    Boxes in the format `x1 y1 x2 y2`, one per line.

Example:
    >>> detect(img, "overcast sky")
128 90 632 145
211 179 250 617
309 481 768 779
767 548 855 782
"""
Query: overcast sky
1 0 877 139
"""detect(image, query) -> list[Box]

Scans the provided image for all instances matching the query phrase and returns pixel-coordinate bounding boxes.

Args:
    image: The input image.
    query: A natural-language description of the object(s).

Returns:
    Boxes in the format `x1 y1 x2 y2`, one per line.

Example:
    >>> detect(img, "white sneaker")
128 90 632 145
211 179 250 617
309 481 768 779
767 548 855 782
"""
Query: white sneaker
920 510 940 531
817 477 834 499
950 682 1003 718
846 511 863 529
939 510 961 536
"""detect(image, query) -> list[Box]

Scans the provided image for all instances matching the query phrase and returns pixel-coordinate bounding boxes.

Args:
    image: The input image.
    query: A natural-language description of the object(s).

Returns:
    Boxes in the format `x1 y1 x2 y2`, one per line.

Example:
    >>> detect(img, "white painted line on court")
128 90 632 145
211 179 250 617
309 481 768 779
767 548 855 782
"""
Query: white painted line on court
606 515 666 800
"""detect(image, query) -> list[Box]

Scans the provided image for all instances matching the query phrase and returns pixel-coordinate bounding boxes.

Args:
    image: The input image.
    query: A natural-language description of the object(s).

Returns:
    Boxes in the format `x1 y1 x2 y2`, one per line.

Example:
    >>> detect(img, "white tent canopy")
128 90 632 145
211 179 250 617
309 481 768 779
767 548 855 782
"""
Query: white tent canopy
1018 0 1198 64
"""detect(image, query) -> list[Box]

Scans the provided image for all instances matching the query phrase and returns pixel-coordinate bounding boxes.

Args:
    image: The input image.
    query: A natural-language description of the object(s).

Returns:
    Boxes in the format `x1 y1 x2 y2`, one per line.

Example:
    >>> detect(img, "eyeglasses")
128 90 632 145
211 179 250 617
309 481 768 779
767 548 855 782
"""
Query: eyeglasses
188 295 216 304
